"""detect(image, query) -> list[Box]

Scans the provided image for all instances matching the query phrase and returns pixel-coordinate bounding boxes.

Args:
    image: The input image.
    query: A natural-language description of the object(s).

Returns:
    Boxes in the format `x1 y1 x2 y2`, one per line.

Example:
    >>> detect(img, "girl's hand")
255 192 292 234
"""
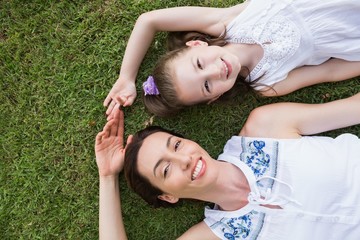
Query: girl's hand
104 78 137 116
95 105 133 177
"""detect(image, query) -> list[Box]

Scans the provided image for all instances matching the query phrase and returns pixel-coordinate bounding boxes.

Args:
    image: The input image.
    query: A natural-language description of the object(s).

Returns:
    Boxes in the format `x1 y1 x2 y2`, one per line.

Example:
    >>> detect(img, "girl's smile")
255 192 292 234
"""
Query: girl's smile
170 41 242 105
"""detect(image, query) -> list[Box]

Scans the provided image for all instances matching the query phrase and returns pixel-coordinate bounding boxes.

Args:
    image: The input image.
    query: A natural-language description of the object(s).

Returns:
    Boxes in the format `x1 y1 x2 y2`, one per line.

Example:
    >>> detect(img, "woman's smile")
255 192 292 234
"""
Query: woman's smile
191 157 206 180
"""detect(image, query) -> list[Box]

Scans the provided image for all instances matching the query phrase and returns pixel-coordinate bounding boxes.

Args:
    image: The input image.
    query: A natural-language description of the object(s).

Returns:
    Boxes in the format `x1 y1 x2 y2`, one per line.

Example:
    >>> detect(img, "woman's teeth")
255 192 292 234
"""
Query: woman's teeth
192 160 203 180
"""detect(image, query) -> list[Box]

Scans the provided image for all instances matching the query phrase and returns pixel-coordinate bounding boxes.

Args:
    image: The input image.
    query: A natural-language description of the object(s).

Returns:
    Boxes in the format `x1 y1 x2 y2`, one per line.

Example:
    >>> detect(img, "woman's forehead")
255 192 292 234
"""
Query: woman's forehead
137 132 173 178
138 131 177 162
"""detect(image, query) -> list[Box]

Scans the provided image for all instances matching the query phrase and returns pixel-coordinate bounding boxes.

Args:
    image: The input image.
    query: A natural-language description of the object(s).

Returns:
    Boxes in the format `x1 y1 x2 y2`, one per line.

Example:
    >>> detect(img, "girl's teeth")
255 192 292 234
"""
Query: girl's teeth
222 60 229 78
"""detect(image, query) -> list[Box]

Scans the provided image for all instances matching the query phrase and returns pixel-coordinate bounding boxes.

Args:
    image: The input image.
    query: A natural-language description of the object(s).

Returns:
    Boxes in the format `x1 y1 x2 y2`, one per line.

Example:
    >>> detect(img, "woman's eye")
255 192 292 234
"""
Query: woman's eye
175 140 181 151
164 165 170 177
204 81 210 93
197 59 203 70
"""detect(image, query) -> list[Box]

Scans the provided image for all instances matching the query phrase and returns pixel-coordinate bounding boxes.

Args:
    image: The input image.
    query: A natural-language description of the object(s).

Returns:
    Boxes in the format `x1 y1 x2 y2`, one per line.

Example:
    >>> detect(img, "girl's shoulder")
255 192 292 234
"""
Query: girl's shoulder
222 2 251 26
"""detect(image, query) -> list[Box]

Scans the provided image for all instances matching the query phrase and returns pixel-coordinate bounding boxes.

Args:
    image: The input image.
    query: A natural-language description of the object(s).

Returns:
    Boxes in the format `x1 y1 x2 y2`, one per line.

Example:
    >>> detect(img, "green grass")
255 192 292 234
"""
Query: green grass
1 0 359 239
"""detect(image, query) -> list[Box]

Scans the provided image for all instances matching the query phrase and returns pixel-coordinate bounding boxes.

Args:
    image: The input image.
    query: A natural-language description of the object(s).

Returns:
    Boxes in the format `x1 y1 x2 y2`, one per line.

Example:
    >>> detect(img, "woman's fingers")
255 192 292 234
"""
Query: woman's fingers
108 104 124 139
102 118 116 138
95 132 105 145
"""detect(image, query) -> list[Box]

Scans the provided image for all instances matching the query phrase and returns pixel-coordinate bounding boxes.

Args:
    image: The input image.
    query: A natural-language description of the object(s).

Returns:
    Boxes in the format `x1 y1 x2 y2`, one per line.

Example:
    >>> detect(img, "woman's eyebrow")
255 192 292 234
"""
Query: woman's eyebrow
153 135 174 176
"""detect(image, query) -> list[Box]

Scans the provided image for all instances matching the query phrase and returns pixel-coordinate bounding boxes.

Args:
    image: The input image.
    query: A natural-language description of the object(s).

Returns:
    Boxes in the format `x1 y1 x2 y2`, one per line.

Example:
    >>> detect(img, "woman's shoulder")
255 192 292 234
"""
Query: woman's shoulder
239 103 302 139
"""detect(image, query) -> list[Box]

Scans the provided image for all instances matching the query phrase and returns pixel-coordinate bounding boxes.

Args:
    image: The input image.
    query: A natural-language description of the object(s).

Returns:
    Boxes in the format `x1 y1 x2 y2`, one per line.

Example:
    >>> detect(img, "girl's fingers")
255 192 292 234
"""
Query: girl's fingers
104 95 111 107
106 100 116 115
124 96 135 107
115 96 126 106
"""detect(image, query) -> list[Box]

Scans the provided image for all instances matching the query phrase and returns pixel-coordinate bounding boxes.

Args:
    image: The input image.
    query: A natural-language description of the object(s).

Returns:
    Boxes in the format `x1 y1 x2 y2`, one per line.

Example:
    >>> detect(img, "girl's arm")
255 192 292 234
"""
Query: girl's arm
104 4 247 114
261 59 360 97
240 92 360 138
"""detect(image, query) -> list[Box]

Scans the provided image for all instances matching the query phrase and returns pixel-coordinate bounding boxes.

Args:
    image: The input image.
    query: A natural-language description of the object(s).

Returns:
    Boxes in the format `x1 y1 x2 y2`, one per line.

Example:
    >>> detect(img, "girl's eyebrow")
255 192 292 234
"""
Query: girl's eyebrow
191 56 196 70
153 135 174 176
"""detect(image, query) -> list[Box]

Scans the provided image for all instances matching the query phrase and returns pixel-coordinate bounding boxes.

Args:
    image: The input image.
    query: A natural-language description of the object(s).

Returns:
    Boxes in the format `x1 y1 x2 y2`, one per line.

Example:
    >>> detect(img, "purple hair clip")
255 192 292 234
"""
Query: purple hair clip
143 76 160 96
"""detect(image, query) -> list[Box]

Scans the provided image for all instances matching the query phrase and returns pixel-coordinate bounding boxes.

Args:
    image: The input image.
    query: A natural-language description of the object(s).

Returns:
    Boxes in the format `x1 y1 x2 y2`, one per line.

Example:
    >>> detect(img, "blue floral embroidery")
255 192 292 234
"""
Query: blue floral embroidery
240 138 279 190
210 211 265 239
208 137 279 239
243 140 270 177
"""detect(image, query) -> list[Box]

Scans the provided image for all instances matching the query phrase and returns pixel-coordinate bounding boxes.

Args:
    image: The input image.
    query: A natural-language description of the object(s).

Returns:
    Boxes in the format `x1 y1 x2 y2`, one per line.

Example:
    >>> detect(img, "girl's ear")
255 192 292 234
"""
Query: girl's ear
186 40 209 47
158 194 179 204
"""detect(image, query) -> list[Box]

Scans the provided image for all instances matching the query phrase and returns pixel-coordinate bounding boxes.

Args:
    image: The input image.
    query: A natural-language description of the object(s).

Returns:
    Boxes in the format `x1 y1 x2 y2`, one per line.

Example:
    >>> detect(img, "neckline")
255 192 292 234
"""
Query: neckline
206 155 258 216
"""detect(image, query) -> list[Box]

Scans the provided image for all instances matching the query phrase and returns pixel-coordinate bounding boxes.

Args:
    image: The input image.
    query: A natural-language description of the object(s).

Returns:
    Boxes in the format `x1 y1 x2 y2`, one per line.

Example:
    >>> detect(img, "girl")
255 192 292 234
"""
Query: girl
96 93 360 239
104 0 360 117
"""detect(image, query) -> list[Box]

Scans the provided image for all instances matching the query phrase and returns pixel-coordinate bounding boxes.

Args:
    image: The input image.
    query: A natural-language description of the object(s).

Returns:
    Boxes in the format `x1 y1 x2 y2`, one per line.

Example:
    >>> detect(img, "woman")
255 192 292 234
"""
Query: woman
104 0 360 116
96 93 360 239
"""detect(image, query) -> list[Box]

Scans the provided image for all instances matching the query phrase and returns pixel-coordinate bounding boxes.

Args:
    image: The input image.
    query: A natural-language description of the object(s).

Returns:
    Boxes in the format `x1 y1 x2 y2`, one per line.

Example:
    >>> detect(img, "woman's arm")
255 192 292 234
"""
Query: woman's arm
104 4 246 113
99 176 127 240
96 107 218 239
261 59 360 97
178 222 219 240
240 92 360 138
95 108 130 239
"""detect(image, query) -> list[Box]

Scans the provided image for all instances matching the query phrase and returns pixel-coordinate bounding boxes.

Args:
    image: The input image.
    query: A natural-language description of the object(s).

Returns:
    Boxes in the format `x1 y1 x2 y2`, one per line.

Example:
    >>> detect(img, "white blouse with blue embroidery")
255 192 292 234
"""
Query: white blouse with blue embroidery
203 134 360 240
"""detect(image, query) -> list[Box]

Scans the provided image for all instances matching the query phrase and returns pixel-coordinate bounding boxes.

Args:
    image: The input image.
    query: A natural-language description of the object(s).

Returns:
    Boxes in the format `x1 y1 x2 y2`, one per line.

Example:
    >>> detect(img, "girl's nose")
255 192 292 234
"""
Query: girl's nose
205 64 220 80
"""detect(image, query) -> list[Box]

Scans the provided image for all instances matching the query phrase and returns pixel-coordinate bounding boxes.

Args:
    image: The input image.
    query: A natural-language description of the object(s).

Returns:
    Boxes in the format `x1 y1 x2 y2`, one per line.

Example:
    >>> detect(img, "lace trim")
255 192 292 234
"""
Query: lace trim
227 15 301 82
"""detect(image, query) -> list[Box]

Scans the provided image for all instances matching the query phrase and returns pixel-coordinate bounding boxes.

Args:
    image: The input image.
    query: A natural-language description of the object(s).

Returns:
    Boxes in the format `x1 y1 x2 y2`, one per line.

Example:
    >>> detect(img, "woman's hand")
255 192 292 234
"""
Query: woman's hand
104 78 137 116
95 105 132 177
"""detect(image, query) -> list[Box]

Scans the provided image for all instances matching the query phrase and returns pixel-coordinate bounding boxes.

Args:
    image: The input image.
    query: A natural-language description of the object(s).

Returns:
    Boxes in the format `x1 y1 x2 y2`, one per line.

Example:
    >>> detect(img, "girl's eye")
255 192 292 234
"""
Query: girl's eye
164 164 170 178
197 59 203 70
175 140 181 151
204 81 210 93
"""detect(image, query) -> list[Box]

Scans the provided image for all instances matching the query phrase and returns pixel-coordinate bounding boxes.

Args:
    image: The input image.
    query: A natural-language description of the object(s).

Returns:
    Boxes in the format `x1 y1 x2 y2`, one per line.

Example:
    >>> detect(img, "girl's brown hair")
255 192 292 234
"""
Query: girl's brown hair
143 31 255 117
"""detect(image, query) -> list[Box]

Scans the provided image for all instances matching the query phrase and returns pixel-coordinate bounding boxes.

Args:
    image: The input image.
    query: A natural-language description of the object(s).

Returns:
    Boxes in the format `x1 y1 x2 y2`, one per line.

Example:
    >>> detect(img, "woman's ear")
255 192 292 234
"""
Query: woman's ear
158 194 179 204
207 94 222 105
186 40 209 47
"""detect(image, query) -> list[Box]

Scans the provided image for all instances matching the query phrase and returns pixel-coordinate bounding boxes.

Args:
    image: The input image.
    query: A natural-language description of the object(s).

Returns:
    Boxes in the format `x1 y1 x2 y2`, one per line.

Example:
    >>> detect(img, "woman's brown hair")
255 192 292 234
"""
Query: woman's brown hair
124 126 183 208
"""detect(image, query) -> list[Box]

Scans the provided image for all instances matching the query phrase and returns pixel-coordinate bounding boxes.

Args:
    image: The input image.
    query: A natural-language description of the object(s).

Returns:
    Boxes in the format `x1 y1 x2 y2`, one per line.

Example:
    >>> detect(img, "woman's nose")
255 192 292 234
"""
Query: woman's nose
173 154 191 170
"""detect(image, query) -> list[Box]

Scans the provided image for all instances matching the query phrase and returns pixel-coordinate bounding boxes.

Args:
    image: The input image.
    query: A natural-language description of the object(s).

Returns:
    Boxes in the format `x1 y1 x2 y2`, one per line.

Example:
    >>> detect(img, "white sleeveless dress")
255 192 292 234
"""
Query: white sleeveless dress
204 134 360 240
226 0 360 88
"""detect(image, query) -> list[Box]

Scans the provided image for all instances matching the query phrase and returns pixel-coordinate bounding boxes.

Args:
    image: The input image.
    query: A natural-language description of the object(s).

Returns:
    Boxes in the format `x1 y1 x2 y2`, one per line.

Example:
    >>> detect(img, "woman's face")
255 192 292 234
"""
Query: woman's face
137 131 219 203
169 41 241 105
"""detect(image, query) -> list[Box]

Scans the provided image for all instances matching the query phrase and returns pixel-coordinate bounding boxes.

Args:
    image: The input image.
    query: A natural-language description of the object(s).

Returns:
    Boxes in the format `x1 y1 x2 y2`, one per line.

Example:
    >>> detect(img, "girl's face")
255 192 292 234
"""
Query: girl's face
170 41 241 105
137 132 219 203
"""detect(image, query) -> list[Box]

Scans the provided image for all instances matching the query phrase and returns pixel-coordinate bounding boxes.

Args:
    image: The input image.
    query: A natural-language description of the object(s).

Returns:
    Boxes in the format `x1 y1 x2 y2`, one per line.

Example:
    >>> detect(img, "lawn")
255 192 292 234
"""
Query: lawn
1 0 359 239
